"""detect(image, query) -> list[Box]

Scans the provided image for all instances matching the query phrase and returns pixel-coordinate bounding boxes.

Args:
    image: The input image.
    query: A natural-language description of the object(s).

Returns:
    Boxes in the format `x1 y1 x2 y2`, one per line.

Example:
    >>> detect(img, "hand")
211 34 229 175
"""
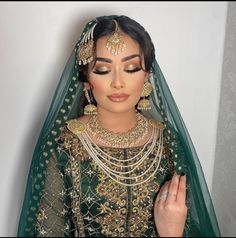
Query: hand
154 173 187 237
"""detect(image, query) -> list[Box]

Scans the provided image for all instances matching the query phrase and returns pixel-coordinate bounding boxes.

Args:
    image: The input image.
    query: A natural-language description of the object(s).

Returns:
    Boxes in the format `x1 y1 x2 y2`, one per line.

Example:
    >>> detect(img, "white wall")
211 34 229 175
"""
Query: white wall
0 2 227 236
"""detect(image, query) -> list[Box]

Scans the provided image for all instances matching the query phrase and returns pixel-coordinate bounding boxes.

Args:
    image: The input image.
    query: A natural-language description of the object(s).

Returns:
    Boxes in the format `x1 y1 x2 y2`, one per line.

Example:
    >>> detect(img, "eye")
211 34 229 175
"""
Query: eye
93 66 110 75
125 64 141 73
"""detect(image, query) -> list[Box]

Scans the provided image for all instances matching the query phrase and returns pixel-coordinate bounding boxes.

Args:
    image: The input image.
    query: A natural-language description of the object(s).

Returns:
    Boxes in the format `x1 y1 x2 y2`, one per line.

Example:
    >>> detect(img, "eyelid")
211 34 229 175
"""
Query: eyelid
92 64 111 74
126 65 140 70
125 63 141 71
125 61 141 68
95 65 110 71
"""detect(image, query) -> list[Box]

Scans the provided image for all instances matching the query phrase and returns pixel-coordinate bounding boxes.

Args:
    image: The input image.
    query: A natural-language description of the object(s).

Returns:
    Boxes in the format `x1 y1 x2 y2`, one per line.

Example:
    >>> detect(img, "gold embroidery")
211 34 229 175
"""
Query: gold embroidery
94 146 162 237
58 127 90 162
36 153 69 236
58 123 173 237
70 156 85 237
96 210 126 236
37 208 48 222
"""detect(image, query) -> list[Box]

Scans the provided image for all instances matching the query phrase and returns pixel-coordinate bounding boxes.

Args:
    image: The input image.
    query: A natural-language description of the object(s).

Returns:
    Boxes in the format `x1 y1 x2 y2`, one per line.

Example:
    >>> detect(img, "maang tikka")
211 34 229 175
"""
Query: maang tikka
106 20 126 55
77 19 126 65
83 87 97 115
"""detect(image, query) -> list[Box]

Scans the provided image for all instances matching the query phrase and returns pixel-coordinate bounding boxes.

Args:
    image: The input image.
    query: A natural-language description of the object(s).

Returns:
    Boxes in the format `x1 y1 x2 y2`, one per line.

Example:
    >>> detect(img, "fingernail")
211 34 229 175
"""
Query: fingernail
181 172 185 176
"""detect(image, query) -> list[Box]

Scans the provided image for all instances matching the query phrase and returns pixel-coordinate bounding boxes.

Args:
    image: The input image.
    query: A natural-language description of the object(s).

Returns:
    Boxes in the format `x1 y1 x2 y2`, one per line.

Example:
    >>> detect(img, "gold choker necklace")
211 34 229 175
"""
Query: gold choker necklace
87 113 149 148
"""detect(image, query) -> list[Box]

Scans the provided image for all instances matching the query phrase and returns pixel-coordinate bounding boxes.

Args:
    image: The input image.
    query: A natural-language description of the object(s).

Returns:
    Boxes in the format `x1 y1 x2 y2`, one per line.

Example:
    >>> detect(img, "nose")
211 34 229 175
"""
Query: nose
110 70 125 89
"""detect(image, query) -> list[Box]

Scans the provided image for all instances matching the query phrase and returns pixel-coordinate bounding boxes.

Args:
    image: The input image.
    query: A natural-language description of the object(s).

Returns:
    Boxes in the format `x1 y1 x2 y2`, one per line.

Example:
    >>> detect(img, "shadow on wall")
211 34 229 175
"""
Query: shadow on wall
212 2 236 237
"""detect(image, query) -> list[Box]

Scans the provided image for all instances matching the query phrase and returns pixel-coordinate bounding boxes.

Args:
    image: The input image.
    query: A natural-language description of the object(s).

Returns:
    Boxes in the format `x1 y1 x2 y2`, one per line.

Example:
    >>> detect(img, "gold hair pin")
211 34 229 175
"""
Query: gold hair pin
77 22 97 65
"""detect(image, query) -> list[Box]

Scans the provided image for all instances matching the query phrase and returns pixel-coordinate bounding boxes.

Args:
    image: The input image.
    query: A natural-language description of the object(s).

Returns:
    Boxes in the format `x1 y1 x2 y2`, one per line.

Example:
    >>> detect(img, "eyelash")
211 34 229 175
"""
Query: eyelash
93 70 110 75
126 68 141 73
93 68 141 75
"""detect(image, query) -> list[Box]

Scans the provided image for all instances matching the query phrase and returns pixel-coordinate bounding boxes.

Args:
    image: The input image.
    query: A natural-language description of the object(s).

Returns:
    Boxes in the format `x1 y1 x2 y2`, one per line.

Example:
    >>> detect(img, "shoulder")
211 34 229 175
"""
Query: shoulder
147 117 165 130
57 117 90 155
58 116 89 142
64 115 90 136
75 115 91 124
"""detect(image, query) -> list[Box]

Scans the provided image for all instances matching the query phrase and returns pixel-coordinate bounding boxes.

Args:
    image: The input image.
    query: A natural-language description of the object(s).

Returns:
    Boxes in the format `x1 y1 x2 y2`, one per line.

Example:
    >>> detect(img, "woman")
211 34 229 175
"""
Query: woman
17 15 220 237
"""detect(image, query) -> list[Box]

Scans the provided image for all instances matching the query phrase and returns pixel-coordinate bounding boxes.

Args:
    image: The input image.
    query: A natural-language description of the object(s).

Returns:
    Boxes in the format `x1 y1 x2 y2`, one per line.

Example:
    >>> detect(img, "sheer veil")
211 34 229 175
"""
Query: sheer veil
17 15 220 237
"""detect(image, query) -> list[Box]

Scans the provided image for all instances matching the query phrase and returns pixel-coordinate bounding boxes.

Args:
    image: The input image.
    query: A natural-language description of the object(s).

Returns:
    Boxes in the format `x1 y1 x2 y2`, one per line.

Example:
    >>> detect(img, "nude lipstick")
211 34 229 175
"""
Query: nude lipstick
107 93 129 102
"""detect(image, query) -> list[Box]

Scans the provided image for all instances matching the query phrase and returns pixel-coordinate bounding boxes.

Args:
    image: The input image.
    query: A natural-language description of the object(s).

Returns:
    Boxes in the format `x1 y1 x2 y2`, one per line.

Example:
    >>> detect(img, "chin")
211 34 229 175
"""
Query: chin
97 99 140 114
100 105 136 114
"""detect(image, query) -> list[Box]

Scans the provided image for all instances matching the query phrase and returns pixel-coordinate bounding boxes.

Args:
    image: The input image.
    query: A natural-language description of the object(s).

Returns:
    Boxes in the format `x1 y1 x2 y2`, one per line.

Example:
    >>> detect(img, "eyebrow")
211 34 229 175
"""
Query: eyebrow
95 54 140 63
122 54 140 62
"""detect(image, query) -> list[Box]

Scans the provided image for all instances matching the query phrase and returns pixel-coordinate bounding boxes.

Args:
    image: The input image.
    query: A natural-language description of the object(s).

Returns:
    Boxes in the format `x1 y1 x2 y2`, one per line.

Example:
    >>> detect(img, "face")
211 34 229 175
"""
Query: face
86 34 148 114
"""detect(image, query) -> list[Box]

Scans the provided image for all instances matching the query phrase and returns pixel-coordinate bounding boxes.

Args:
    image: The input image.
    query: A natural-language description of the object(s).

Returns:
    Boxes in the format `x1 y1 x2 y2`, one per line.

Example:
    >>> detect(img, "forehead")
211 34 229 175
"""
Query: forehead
95 34 141 58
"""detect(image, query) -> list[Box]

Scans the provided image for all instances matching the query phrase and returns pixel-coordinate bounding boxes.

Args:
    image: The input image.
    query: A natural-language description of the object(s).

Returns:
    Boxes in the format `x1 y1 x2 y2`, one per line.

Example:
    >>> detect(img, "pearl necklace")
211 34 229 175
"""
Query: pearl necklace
78 126 164 187
66 116 165 187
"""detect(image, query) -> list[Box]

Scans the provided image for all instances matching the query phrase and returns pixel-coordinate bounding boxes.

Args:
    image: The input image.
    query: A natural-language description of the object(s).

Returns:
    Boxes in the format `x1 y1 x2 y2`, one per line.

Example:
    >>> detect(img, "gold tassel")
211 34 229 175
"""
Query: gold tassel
83 88 97 115
137 82 152 110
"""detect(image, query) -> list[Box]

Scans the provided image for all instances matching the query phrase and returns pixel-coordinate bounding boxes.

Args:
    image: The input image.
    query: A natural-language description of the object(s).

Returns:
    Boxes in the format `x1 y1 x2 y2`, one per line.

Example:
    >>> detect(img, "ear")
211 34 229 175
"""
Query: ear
144 72 149 82
84 82 91 90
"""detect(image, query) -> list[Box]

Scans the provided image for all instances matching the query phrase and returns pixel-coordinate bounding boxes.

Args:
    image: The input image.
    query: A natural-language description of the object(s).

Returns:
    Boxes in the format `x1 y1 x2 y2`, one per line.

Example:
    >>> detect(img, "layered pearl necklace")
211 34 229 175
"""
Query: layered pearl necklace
79 126 163 186
67 114 165 187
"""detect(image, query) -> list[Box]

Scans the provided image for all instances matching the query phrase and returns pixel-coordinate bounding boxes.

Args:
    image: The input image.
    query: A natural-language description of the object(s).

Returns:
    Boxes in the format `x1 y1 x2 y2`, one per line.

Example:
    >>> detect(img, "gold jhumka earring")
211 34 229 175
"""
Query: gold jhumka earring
83 87 97 115
137 81 153 110
106 20 126 55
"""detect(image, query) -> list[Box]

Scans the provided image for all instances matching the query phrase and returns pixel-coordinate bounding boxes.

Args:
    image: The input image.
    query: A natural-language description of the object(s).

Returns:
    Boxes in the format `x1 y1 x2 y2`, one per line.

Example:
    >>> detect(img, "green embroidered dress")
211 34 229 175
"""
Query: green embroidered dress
35 120 176 237
17 15 221 237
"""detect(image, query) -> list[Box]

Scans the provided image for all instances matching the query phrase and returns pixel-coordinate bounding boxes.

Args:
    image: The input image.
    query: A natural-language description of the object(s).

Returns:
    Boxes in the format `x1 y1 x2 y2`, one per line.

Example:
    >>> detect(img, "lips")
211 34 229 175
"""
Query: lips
107 93 129 102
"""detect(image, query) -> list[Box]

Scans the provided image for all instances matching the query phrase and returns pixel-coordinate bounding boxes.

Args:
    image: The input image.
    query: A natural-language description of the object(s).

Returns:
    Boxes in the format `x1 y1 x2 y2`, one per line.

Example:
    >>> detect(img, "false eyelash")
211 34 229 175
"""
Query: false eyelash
93 70 110 75
125 68 141 73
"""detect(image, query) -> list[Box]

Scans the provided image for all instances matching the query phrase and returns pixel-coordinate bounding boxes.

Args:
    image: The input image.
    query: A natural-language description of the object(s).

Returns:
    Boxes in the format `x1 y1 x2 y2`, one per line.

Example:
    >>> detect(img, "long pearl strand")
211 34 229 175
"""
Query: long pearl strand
78 126 164 187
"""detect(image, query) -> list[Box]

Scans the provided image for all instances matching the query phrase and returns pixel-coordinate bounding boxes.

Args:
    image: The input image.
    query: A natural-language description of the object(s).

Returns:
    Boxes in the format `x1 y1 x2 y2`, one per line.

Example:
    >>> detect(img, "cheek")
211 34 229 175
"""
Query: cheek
90 81 103 92
132 76 146 95
89 79 108 101
88 74 106 92
135 80 145 91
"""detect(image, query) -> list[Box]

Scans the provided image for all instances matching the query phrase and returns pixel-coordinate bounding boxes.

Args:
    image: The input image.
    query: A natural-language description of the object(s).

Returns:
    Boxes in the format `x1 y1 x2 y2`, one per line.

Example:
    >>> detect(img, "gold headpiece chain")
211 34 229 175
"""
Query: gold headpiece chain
78 20 126 65
105 20 126 55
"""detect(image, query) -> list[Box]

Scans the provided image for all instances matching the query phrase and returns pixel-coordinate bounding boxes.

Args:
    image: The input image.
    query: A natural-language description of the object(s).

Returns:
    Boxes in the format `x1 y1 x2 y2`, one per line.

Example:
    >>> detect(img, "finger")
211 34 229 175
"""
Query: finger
157 180 170 196
156 181 170 203
166 172 179 201
177 175 186 204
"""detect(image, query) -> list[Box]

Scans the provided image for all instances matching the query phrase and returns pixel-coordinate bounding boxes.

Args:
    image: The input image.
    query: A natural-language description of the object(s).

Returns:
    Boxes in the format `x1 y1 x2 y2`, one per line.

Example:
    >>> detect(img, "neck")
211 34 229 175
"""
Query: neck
96 108 137 133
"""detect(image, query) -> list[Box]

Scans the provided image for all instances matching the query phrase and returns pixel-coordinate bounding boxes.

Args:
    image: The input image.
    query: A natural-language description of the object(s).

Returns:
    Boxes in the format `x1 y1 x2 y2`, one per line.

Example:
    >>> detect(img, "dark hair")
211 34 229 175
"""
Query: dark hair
78 15 155 82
